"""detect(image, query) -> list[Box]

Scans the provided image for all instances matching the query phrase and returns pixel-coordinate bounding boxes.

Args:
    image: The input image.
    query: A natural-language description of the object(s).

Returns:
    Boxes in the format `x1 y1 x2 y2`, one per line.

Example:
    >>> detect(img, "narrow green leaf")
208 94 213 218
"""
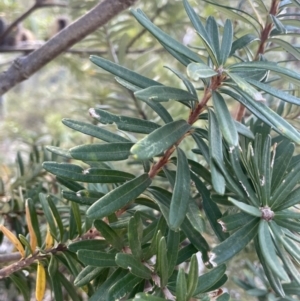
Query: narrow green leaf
274 209 300 220
39 193 58 241
107 273 142 301
230 68 268 82
128 279 146 299
254 237 285 297
157 237 168 287
167 230 180 277
246 78 300 105
244 86 300 143
16 152 24 176
193 264 226 295
192 174 228 241
229 146 259 206
210 218 259 266
228 197 261 217
180 217 210 264
149 186 210 259
274 218 300 232
212 91 238 146
43 162 135 183
270 15 287 34
218 212 255 232
70 143 134 162
227 71 265 102
46 146 72 159
62 251 80 276
177 244 198 265
201 0 260 32
10 273 30 301
128 212 143 260
220 19 233 64
57 273 81 301
62 119 129 142
47 195 64 241
283 281 300 296
130 120 191 160
56 177 84 192
165 66 198 98
89 268 128 301
135 86 198 104
90 55 161 88
269 221 300 264
48 255 63 300
162 42 192 66
131 9 204 64
94 220 123 250
183 0 218 66
234 121 255 139
208 110 226 195
187 254 199 299
217 293 230 301
169 148 190 230
187 62 218 80
176 268 187 301
68 239 108 253
229 61 300 85
87 173 152 220
89 108 160 134
270 159 300 209
133 293 167 300
269 37 300 60
271 141 294 192
77 250 117 267
137 96 173 124
220 88 274 129
260 135 271 206
206 16 221 64
26 198 42 247
188 159 211 185
69 206 77 239
186 199 205 234
63 190 104 206
115 77 140 92
258 220 289 281
230 34 258 55
275 186 300 211
191 133 210 164
115 253 152 279
74 266 103 287
276 243 300 287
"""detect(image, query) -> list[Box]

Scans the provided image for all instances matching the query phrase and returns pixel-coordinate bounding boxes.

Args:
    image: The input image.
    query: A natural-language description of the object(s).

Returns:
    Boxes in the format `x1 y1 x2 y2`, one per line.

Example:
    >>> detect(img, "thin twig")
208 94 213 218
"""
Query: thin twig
0 45 163 55
104 21 148 120
0 244 67 279
126 4 168 50
236 0 280 121
0 0 139 96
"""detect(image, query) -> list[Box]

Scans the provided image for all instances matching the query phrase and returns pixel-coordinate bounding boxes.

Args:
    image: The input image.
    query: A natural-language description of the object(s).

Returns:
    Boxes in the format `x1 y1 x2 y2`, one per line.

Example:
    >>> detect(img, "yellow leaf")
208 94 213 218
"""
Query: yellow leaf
25 199 37 253
36 261 46 301
45 225 54 249
0 225 25 257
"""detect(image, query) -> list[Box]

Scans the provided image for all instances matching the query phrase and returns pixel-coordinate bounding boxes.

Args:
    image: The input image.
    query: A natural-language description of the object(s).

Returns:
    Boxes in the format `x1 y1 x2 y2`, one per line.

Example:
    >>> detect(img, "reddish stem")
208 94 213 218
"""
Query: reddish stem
236 0 280 121
148 75 223 179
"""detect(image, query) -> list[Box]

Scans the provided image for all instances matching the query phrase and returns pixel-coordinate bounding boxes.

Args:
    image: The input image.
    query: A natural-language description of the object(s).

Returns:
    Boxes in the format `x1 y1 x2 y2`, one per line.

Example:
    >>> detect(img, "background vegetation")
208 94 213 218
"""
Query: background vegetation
1 0 300 300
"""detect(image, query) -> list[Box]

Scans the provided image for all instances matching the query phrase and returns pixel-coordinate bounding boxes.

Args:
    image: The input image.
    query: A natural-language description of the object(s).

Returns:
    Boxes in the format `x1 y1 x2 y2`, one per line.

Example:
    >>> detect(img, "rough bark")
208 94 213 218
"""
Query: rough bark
0 0 138 96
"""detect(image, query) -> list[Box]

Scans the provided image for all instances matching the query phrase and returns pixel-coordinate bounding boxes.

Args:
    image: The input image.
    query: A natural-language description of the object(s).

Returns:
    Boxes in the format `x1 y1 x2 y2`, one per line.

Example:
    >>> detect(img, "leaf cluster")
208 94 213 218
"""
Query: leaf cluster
2 0 300 300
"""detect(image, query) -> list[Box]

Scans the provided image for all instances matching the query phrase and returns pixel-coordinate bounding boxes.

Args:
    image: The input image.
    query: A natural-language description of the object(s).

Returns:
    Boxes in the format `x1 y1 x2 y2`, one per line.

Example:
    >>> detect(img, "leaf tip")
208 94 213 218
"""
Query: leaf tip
89 108 100 119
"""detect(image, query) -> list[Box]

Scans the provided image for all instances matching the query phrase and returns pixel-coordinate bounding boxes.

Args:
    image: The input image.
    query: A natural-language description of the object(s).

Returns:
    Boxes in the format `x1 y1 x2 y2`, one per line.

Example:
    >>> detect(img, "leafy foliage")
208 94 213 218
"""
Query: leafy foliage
2 0 300 300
